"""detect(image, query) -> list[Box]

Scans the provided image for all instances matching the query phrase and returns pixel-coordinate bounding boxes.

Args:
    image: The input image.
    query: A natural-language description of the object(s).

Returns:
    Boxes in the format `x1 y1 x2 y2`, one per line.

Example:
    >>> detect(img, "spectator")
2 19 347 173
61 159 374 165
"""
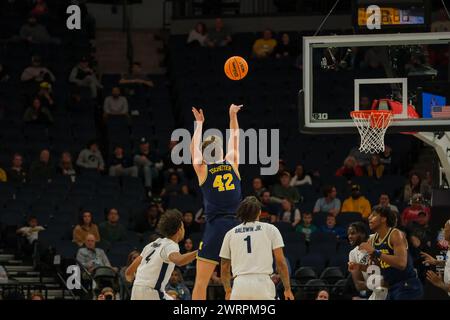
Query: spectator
341 184 371 219
21 56 55 93
16 216 45 256
134 203 162 233
162 139 185 178
401 194 431 227
403 172 431 203
76 234 114 273
103 87 129 118
431 9 450 32
208 18 232 47
316 290 330 300
166 268 191 300
7 153 27 186
69 57 103 99
289 164 312 186
347 222 371 299
109 146 138 178
19 15 60 45
182 238 194 254
422 219 450 295
187 22 209 47
67 88 84 111
0 167 6 182
76 141 105 172
31 0 48 17
320 214 346 239
406 211 433 251
36 82 55 110
271 171 300 203
349 147 372 168
119 62 154 90
73 211 100 247
134 137 161 192
99 208 128 244
160 173 182 197
183 211 199 238
0 63 10 83
252 29 277 59
295 212 318 241
260 190 280 223
29 149 54 182
119 250 140 300
24 97 53 124
366 154 384 179
274 33 297 59
313 185 341 216
336 156 364 180
278 198 301 227
58 152 77 180
250 177 267 198
379 145 393 174
372 193 399 215
97 287 116 300
30 292 44 300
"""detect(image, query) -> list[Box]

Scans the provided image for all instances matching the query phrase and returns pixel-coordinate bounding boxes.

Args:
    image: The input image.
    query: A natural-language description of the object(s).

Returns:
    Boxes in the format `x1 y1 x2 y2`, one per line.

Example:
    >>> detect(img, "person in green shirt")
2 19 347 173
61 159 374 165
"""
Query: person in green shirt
271 171 300 204
99 208 128 244
295 212 318 241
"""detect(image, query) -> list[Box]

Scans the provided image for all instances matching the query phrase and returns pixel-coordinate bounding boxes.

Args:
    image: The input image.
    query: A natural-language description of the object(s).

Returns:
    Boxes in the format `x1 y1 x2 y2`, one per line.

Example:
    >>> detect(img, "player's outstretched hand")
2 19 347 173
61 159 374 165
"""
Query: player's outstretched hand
284 289 294 300
192 107 205 122
359 242 374 255
420 252 437 265
229 104 242 115
426 270 443 287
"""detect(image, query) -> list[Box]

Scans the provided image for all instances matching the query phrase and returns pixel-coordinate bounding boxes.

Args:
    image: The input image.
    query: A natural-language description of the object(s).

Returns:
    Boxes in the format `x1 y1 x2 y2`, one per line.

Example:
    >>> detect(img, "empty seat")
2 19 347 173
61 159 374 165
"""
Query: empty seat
294 266 318 284
320 266 345 284
299 253 327 274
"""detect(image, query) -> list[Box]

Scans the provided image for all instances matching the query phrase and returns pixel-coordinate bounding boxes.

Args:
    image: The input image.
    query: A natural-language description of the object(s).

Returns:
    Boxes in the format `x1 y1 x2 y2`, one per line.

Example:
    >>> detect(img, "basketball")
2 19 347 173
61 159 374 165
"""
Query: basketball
224 56 248 80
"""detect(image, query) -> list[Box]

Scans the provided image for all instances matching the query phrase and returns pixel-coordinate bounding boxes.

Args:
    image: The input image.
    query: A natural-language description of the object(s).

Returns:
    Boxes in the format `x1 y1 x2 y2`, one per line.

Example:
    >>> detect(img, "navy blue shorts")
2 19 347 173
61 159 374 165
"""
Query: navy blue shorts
387 278 423 300
197 215 239 264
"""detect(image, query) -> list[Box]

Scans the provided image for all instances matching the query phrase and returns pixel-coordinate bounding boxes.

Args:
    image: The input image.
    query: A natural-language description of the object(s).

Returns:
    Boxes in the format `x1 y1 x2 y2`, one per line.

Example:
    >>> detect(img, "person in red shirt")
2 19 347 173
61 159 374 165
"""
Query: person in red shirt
336 156 364 179
401 194 431 226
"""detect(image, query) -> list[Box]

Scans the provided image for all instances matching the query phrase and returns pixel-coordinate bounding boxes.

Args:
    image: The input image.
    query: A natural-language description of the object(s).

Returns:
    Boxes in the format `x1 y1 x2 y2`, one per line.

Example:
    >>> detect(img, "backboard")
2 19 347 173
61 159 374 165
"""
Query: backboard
300 32 450 134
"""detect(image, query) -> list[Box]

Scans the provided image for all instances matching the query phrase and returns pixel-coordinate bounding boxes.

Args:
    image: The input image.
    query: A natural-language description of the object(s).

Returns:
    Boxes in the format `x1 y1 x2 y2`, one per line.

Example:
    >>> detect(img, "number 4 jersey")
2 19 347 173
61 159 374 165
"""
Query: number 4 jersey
134 238 179 289
220 221 285 276
200 161 242 218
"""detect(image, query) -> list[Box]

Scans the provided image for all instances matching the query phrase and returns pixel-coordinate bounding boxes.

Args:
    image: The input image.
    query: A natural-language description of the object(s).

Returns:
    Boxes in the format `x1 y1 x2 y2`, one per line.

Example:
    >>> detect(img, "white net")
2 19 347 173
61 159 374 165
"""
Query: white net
351 110 393 154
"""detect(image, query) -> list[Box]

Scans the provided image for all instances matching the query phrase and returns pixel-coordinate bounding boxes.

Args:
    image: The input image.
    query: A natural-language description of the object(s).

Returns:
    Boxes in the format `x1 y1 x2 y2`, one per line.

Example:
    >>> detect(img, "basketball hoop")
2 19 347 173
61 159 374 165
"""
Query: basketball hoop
350 110 393 154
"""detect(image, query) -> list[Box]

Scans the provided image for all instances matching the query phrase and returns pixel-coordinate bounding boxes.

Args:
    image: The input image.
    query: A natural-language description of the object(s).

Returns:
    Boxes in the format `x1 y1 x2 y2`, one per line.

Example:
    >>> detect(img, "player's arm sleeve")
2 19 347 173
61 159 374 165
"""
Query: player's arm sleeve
219 231 232 260
270 225 284 250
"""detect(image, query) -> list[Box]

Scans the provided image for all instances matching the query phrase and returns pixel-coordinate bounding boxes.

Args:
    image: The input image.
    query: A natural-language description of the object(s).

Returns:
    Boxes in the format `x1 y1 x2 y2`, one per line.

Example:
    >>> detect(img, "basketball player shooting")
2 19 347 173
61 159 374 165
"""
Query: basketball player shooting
359 207 424 300
219 196 294 300
191 104 243 300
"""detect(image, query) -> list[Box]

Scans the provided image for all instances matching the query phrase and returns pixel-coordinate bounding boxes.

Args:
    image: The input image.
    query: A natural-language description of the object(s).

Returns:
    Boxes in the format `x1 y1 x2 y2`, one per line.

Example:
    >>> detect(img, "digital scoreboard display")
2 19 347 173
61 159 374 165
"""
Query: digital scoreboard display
354 0 430 32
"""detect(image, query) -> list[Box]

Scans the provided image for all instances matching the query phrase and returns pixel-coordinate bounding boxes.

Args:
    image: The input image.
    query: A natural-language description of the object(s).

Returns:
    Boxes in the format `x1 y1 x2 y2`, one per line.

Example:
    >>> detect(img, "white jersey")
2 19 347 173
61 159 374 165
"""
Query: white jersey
348 246 369 280
220 221 284 276
445 250 450 297
133 238 179 291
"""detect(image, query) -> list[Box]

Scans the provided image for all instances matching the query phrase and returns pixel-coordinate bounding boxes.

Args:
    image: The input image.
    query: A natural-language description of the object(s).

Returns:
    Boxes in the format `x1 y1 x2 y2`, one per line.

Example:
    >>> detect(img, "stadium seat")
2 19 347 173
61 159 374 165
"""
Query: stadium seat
299 253 327 274
294 267 318 284
273 222 294 233
320 267 345 284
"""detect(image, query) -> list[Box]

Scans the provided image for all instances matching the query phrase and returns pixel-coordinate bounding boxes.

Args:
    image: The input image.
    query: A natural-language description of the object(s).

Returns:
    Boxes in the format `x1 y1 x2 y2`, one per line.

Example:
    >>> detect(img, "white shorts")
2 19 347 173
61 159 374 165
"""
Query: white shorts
130 285 173 300
231 274 276 300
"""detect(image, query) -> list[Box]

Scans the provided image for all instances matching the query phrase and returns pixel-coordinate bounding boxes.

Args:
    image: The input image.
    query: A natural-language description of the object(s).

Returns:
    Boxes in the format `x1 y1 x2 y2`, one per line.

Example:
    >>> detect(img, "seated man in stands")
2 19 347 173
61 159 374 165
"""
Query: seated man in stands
119 62 154 90
372 193 399 215
341 184 371 219
69 57 103 99
99 208 128 244
16 216 45 257
76 140 105 172
208 18 232 47
313 185 341 216
103 87 129 119
252 29 277 59
29 149 54 182
271 171 300 204
336 156 364 180
295 212 318 241
21 56 56 94
260 190 280 223
19 15 60 45
109 145 138 178
134 137 163 195
7 153 27 187
76 234 116 273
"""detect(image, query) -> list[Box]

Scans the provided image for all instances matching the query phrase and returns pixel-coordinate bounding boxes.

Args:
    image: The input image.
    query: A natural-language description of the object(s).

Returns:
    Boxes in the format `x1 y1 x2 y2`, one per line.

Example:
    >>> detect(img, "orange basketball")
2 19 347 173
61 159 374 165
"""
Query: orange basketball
224 56 248 80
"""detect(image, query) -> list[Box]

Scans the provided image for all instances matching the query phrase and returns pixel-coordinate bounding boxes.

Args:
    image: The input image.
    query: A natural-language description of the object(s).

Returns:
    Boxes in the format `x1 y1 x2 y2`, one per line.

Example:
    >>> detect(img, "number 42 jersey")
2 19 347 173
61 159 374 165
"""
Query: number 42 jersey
134 238 179 289
220 221 285 276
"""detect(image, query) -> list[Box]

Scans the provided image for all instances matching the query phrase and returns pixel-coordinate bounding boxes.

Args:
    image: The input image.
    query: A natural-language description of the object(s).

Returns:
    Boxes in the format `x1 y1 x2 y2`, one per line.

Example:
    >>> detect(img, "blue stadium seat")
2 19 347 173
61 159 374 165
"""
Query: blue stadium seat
299 253 327 274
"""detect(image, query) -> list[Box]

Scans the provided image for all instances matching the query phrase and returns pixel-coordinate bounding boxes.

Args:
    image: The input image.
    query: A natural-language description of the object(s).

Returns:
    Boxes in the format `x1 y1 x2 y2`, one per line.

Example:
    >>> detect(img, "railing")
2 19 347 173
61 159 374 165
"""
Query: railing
0 281 49 300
